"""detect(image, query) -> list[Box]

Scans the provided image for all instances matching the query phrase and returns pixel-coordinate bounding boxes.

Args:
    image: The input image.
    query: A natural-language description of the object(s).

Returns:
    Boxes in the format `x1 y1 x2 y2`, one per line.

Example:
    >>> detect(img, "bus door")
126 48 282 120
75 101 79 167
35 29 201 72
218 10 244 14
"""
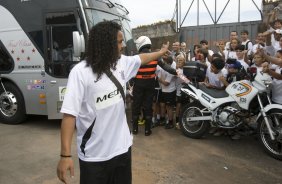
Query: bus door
44 12 79 119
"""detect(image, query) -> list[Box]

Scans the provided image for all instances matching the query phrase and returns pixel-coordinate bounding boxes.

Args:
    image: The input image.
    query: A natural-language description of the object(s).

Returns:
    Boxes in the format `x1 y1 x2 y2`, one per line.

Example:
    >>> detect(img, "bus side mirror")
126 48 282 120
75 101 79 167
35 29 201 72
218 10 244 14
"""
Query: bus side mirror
73 31 85 57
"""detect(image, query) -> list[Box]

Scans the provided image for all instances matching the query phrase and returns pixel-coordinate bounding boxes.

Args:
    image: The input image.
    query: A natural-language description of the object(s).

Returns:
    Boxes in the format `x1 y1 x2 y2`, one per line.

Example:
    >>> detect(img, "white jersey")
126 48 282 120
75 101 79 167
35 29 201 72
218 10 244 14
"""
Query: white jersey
158 61 177 92
61 55 141 162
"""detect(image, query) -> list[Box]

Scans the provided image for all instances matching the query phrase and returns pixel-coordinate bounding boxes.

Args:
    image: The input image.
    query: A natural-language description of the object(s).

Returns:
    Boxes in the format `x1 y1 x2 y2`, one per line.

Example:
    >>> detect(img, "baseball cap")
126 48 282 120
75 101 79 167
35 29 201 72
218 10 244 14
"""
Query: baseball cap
227 60 242 69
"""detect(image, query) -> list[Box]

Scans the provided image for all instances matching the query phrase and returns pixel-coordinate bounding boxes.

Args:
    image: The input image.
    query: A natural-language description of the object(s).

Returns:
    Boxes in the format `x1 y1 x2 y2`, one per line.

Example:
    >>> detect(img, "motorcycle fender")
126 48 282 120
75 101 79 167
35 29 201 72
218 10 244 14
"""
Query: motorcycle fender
256 104 282 121
181 88 199 100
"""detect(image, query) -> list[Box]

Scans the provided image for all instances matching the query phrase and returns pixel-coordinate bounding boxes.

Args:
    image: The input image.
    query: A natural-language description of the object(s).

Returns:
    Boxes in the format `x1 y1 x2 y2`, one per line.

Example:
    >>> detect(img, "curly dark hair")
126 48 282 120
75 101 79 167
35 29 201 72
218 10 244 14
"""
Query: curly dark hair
86 21 121 81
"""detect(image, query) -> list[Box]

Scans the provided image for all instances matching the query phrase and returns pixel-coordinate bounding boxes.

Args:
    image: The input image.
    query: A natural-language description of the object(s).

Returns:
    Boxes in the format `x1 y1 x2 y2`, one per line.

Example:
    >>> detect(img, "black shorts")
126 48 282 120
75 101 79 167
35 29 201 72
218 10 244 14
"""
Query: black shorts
153 88 162 103
79 147 132 184
160 90 176 106
176 95 182 104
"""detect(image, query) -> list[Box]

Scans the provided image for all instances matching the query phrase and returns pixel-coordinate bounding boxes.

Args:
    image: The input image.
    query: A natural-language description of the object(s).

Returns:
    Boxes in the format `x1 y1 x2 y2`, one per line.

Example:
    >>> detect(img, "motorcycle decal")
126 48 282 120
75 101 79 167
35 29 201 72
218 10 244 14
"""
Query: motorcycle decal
231 82 252 97
239 97 247 103
201 93 211 103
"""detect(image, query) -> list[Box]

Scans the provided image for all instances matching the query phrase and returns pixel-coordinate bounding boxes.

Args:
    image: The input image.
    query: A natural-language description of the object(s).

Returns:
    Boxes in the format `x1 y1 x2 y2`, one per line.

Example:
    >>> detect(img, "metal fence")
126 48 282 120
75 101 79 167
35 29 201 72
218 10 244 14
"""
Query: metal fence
179 20 261 51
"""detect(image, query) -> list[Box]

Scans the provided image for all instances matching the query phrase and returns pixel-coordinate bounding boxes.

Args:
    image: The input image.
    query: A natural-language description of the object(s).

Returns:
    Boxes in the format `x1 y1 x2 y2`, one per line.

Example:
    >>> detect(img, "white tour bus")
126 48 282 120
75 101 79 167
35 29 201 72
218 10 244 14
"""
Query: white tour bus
0 0 135 124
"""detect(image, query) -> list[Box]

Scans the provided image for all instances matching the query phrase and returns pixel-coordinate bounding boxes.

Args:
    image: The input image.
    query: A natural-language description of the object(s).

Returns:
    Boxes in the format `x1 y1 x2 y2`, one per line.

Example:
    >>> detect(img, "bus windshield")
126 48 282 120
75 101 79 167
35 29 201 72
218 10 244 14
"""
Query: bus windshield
85 9 136 55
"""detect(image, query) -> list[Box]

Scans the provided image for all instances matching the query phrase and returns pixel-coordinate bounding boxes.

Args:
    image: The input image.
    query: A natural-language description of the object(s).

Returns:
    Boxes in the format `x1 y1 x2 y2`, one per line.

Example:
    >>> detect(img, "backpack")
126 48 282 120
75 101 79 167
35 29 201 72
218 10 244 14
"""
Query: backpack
244 40 252 50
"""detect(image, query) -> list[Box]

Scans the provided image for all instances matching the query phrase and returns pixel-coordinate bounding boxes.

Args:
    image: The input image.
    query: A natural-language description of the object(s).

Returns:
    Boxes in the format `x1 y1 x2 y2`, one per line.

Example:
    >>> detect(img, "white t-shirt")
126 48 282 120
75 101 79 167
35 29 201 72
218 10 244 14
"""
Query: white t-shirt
271 66 282 104
252 43 265 55
157 61 177 92
61 55 141 162
223 50 237 61
237 59 249 71
241 39 253 55
206 66 227 88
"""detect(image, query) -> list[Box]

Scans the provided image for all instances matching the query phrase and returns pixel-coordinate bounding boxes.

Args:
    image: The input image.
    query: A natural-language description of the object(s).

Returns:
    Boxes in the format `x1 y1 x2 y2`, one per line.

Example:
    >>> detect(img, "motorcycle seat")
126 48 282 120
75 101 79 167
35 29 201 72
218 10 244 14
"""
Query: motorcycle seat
199 84 229 98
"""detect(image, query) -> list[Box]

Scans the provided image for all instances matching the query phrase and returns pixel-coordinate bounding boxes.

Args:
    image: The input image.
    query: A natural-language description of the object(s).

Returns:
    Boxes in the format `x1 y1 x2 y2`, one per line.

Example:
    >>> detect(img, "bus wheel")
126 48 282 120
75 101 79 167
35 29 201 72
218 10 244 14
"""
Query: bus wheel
0 82 26 124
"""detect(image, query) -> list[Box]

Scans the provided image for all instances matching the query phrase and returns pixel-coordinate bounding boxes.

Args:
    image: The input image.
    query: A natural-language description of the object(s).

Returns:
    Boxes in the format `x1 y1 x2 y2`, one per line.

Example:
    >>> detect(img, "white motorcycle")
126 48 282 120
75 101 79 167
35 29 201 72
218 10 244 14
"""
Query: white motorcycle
180 67 282 160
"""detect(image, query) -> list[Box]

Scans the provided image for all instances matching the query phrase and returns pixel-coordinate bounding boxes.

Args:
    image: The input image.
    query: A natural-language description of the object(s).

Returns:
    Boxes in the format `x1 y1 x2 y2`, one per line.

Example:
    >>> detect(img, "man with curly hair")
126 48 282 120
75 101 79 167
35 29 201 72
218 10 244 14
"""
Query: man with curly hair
56 21 169 184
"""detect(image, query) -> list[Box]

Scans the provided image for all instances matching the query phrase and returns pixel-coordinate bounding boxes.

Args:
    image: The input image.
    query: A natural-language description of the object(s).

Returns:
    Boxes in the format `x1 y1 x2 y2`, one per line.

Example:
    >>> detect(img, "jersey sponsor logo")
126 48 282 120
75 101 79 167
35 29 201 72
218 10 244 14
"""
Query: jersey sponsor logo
96 89 120 103
95 87 123 110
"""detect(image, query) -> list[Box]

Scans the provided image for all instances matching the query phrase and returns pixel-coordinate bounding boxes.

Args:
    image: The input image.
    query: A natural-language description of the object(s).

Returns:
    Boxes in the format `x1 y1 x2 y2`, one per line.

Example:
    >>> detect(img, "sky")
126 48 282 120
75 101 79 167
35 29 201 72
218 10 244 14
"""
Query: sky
120 0 263 28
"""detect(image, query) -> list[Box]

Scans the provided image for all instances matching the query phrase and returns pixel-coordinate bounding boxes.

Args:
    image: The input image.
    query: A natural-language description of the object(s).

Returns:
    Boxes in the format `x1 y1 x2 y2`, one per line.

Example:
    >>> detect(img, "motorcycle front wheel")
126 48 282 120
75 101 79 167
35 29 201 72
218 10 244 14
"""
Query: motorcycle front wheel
258 109 282 161
179 102 210 139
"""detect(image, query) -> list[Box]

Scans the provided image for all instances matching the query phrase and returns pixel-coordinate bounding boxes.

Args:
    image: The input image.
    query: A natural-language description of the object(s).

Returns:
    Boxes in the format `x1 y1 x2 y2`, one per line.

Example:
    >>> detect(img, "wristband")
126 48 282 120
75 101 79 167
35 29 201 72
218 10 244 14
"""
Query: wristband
60 154 72 158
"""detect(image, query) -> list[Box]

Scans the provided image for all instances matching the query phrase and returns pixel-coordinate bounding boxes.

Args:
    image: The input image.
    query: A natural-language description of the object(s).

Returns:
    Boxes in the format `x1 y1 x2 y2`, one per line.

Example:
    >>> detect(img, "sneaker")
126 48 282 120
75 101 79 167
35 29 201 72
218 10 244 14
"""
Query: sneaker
138 119 145 125
175 122 180 130
145 130 152 136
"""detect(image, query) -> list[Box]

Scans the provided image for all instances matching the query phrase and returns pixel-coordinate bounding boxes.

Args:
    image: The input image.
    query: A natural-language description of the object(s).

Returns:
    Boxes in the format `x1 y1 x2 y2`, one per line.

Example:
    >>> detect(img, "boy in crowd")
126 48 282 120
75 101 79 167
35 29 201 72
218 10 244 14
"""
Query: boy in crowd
219 59 247 88
225 31 238 50
158 56 177 129
240 30 253 56
200 39 214 62
196 48 210 67
235 45 250 70
203 58 226 90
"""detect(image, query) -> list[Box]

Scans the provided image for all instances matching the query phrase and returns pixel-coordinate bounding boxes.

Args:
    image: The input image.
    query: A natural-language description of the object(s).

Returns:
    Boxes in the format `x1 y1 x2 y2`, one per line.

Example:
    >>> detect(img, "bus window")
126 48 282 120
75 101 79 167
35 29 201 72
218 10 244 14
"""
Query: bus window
45 12 79 78
0 41 14 74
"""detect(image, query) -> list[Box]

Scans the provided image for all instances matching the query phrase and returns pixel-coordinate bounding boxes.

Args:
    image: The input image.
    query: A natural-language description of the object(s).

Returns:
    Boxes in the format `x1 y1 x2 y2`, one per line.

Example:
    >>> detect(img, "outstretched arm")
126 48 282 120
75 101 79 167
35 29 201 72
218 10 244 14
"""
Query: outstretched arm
258 48 282 67
262 63 282 80
139 42 169 65
157 58 177 75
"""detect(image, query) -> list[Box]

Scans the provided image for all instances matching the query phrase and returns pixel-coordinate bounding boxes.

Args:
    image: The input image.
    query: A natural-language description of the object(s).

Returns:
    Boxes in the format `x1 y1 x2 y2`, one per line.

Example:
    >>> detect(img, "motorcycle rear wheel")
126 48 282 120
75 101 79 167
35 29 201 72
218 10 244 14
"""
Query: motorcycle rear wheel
258 109 282 161
179 102 210 139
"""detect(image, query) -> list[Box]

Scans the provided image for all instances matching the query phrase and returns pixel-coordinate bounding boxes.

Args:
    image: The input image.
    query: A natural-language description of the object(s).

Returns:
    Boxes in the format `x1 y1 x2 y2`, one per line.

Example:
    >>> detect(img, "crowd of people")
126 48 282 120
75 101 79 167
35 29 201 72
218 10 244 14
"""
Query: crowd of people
128 7 282 140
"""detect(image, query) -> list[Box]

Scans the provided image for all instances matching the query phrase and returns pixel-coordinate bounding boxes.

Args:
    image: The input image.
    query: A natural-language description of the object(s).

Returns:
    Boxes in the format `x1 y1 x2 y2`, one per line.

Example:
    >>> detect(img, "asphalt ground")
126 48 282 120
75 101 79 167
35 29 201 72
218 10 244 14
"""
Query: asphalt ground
0 112 281 184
